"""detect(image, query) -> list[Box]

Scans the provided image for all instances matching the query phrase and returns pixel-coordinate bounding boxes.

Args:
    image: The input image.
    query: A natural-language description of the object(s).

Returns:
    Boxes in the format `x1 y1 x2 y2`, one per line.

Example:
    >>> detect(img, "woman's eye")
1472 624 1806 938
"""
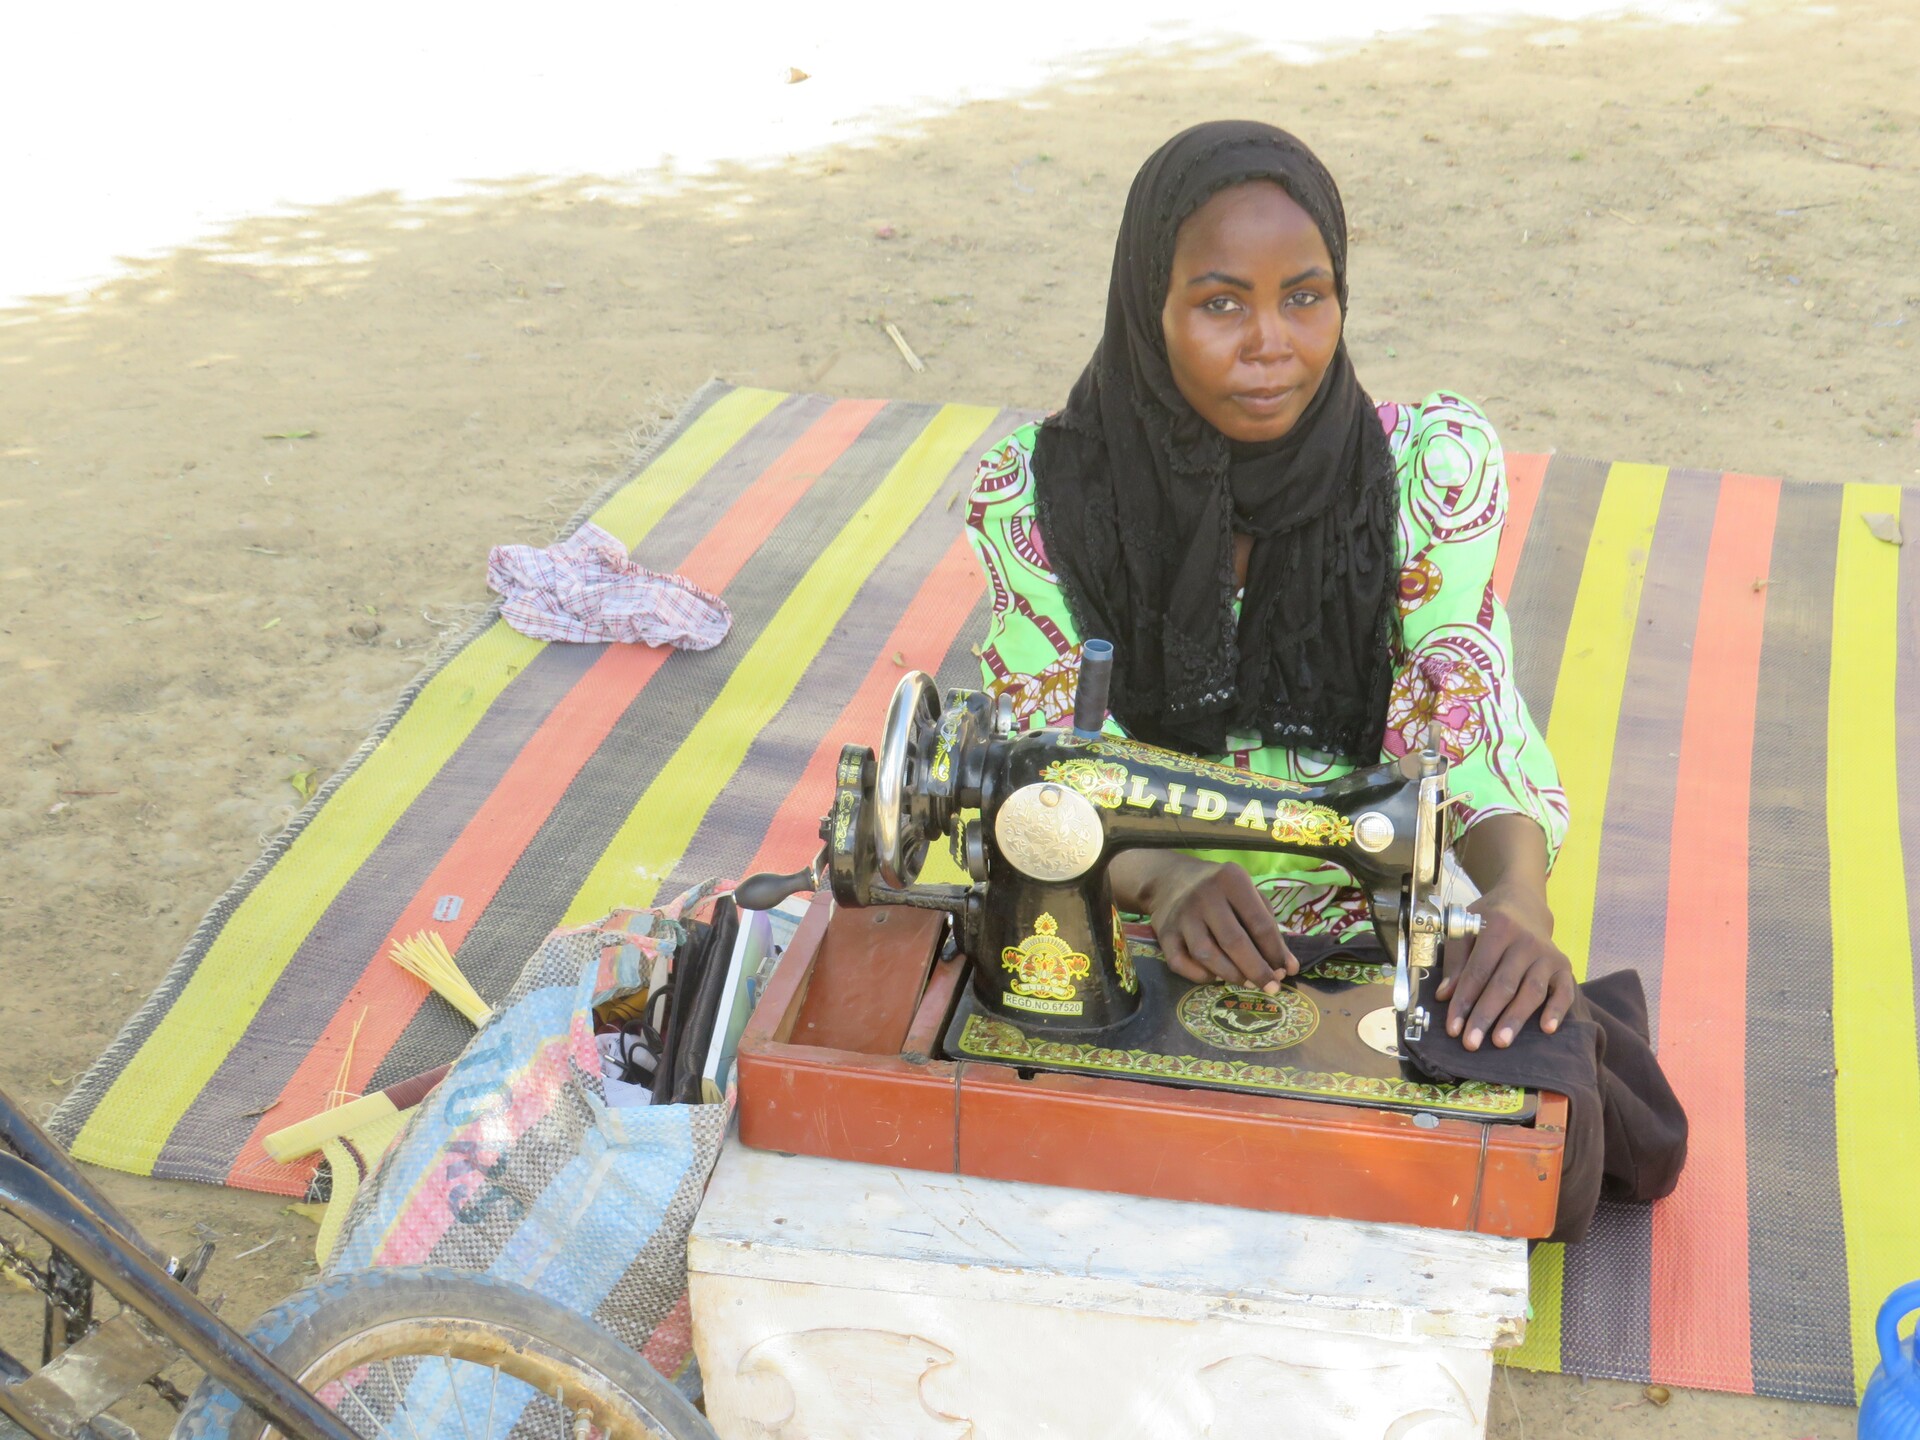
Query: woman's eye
1287 290 1322 308
1203 295 1242 314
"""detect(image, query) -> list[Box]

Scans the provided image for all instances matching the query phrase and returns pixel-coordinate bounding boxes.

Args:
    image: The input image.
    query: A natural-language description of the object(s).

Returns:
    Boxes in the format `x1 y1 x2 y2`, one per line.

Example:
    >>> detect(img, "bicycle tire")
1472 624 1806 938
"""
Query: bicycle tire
173 1267 715 1440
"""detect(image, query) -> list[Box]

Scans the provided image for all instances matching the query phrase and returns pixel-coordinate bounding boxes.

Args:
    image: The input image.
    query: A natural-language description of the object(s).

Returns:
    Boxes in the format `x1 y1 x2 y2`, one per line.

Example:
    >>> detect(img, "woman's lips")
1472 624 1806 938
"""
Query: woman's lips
1232 388 1295 415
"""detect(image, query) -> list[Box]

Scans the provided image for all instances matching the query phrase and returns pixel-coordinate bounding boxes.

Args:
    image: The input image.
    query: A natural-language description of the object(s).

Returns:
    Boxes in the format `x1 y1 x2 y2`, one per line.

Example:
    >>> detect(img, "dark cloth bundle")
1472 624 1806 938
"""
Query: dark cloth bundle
1404 966 1688 1244
1293 938 1688 1243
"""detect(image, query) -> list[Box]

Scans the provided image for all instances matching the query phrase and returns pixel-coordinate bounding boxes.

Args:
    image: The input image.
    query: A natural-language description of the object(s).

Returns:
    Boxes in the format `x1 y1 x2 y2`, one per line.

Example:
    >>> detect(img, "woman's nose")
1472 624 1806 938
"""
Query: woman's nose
1243 307 1291 364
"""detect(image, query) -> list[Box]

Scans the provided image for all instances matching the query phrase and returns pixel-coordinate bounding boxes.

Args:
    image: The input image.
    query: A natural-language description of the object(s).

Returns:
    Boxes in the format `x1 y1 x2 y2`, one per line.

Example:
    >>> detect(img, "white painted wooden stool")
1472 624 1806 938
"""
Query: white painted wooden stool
688 1136 1529 1439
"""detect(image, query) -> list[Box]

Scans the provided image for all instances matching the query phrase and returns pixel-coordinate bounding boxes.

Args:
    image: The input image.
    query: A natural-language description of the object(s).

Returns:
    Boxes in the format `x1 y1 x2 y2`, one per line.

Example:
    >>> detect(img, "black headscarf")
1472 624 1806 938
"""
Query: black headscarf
1033 120 1399 759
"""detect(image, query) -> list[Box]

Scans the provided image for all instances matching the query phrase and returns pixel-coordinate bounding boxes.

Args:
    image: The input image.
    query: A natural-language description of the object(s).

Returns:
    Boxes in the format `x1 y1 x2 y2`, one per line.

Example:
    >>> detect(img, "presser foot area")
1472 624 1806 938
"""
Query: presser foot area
942 937 1538 1124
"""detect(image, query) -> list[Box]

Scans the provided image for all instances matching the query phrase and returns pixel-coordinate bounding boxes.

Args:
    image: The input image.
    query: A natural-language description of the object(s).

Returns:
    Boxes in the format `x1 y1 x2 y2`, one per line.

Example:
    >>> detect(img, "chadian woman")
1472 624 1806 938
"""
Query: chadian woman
964 120 1684 1240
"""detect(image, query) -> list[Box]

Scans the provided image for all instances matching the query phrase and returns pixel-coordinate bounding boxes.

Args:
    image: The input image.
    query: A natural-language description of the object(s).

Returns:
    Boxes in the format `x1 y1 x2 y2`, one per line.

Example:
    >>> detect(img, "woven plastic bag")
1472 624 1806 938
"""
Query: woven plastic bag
323 887 729 1393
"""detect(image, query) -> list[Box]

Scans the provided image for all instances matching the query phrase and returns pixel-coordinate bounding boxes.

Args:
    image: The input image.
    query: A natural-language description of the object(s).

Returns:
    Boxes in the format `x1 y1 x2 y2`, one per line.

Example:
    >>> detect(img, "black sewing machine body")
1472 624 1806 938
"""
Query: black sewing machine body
766 668 1528 1124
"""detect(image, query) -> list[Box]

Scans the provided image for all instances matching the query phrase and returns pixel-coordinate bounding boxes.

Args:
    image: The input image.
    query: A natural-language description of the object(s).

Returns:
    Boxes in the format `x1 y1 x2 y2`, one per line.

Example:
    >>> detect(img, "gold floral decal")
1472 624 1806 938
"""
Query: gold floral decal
1177 983 1319 1052
1269 799 1356 848
929 718 960 791
1112 909 1137 995
957 1015 1527 1115
1090 737 1306 793
831 790 854 851
1041 757 1129 810
1306 957 1394 986
1002 913 1091 1007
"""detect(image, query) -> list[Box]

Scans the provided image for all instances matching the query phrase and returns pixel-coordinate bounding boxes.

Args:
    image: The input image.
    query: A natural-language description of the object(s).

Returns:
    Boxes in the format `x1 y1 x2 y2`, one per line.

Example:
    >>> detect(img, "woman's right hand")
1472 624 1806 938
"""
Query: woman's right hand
1109 852 1296 993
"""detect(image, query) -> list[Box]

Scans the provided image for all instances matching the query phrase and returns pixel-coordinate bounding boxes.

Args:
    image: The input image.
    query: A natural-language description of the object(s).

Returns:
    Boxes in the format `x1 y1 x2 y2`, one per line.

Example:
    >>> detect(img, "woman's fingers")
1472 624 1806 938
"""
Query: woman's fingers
1449 931 1576 1051
1205 913 1282 990
1449 911 1528 1050
1157 927 1216 983
1458 946 1524 1051
1148 860 1241 984
1487 958 1559 1049
1538 966 1577 1036
1159 939 1217 985
1444 921 1510 1039
1150 860 1290 991
1193 893 1279 989
1163 925 1241 985
1222 876 1298 977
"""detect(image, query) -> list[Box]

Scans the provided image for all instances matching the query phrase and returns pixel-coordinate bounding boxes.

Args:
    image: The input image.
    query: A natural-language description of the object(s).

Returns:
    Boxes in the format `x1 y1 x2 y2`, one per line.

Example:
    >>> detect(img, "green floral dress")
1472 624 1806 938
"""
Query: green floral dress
964 391 1569 940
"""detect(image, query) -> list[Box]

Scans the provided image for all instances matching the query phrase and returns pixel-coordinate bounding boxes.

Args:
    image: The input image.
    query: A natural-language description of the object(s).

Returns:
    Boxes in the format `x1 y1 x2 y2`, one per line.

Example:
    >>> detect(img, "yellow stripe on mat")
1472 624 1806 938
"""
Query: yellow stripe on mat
1827 484 1920 1396
1543 462 1668 984
561 403 1001 924
1511 460 1667 1374
589 388 785 547
72 387 784 1175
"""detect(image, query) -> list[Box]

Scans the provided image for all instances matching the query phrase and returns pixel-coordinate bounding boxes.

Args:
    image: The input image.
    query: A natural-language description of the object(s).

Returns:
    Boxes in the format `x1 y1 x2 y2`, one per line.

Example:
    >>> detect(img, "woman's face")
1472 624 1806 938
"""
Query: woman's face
1160 181 1343 444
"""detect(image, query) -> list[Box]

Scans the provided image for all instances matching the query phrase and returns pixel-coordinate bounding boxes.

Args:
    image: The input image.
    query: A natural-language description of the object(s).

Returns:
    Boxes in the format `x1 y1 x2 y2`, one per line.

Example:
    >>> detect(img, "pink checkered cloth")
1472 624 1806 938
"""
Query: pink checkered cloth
487 523 731 650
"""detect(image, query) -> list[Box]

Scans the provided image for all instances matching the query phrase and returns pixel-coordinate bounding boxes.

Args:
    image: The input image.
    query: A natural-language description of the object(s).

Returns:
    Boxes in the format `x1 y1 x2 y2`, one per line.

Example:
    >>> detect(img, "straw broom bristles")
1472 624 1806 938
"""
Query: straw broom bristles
319 1007 369 1118
388 930 493 1027
261 935 491 1168
265 936 485 1167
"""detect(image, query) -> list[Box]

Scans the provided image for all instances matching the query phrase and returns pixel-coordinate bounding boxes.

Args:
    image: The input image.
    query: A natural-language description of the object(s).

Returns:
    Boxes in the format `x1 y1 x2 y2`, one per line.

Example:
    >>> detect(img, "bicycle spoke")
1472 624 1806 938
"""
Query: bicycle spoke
384 1359 429 1440
337 1373 395 1440
236 1274 701 1440
442 1353 477 1440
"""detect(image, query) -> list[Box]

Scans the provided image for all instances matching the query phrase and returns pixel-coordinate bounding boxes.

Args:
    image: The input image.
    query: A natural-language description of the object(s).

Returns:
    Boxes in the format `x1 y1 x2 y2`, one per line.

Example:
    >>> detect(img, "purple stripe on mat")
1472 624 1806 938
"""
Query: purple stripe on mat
935 593 994 695
1504 455 1611 735
46 380 738 1148
152 392 832 1180
156 660 609 1182
1559 468 1719 1383
1586 471 1719 1015
1744 480 1852 1403
661 411 1029 897
1567 1200 1656 1381
367 402 942 1089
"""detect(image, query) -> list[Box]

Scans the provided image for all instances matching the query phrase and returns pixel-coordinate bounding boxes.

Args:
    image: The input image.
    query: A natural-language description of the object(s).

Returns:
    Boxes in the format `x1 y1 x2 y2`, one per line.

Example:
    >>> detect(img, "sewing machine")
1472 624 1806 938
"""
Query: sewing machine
740 644 1537 1127
710 648 1553 1438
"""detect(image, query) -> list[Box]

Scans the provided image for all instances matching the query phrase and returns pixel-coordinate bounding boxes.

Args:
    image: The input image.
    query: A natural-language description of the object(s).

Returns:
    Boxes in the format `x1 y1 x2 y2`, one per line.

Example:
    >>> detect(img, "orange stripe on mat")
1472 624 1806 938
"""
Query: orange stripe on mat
225 398 887 1184
1494 452 1547 603
1649 472 1779 1391
744 532 985 878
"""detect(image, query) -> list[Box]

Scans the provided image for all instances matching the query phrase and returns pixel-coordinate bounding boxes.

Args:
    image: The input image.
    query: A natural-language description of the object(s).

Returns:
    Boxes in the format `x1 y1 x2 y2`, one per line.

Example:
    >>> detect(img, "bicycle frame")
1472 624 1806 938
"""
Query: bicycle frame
0 1087 360 1440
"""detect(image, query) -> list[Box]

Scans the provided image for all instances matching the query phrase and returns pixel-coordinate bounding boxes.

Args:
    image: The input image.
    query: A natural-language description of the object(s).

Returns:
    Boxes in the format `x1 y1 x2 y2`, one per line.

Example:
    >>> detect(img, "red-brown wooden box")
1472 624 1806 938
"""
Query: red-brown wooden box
735 903 1566 1238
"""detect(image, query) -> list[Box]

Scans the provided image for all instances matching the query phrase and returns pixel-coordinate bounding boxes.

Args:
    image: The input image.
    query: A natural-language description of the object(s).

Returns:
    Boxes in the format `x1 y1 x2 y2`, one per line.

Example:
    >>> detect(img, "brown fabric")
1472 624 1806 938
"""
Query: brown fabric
1298 940 1688 1244
1406 966 1687 1243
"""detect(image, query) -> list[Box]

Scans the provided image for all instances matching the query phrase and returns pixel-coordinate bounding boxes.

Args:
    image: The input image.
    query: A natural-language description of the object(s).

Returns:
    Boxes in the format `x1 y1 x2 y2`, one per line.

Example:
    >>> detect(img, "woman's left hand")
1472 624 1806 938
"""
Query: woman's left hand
1435 884 1576 1051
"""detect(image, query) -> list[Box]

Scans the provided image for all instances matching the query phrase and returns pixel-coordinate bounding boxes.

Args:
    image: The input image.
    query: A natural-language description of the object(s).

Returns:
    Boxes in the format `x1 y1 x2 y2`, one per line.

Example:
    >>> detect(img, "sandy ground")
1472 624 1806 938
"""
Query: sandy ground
4 0 1916 1433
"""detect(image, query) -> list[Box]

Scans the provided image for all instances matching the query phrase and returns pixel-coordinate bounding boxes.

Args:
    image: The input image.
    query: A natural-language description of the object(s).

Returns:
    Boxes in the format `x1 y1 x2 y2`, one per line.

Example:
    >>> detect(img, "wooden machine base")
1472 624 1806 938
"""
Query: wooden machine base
735 903 1567 1238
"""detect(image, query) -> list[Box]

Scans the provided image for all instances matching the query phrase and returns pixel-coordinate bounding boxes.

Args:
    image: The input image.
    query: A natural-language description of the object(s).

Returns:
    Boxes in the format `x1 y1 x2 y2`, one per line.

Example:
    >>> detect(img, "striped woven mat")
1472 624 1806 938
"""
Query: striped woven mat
52 384 1917 1404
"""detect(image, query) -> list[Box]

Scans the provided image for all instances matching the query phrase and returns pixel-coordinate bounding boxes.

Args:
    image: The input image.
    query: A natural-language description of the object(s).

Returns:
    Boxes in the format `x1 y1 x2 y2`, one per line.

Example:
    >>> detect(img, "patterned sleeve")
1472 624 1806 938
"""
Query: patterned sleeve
963 423 1087 729
1379 394 1571 865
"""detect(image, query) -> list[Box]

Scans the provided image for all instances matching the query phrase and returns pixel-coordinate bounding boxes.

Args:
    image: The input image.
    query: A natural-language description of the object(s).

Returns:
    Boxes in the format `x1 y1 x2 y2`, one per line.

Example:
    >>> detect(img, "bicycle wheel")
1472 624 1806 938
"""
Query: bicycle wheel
173 1268 715 1440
